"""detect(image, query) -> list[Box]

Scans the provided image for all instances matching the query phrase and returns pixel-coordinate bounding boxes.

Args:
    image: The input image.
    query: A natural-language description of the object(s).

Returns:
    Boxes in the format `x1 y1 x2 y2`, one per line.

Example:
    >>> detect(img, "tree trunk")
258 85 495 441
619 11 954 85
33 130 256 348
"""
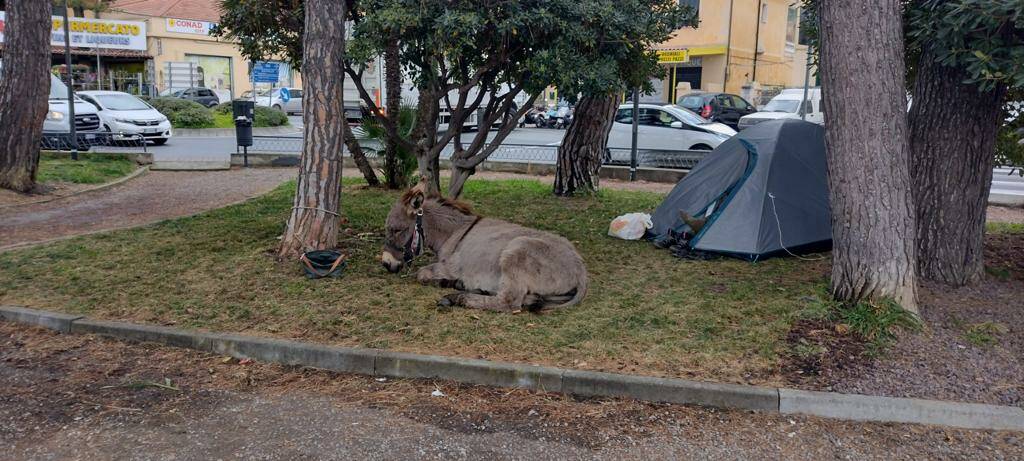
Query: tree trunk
818 0 918 312
342 121 380 187
553 94 618 196
383 35 406 189
0 0 52 193
278 0 346 259
412 88 442 196
909 51 1007 287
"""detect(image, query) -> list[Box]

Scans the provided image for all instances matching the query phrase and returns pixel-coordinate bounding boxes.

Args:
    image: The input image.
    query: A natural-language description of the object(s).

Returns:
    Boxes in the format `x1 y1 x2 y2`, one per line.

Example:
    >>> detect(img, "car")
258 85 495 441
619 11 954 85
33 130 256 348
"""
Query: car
79 91 173 146
42 74 103 135
253 87 303 115
738 88 823 130
676 92 757 130
607 103 735 152
166 87 220 107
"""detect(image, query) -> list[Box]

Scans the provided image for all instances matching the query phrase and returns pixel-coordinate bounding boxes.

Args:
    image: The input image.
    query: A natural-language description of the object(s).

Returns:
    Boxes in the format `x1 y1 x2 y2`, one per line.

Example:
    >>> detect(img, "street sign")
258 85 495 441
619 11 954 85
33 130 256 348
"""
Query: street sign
657 49 690 64
279 87 291 103
251 62 281 83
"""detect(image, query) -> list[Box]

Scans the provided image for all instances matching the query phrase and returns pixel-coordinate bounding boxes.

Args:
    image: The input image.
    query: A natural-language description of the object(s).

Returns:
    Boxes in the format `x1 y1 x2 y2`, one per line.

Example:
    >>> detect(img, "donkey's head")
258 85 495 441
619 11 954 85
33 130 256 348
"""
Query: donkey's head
381 183 429 273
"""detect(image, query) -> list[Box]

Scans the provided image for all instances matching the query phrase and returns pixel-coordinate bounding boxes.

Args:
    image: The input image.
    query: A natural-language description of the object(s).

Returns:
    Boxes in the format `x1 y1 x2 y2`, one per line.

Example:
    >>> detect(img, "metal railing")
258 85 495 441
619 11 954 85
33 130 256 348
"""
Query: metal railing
248 136 710 170
41 132 150 153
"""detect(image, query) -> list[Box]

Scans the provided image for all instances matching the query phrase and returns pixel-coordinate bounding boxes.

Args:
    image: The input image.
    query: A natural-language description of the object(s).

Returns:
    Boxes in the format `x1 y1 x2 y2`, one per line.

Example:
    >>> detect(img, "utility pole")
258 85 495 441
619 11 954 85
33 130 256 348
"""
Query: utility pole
752 0 762 82
630 88 639 182
801 57 811 120
61 0 78 161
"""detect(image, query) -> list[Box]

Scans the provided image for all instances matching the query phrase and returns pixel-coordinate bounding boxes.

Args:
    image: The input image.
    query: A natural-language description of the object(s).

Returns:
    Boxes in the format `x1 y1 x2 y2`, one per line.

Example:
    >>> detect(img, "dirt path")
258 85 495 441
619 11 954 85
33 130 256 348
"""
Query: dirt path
2 323 1020 460
0 168 295 249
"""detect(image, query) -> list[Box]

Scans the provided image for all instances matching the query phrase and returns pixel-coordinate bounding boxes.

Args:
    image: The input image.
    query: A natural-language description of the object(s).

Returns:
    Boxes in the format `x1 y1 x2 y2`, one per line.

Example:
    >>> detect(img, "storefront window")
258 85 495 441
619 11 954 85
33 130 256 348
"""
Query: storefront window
186 54 233 101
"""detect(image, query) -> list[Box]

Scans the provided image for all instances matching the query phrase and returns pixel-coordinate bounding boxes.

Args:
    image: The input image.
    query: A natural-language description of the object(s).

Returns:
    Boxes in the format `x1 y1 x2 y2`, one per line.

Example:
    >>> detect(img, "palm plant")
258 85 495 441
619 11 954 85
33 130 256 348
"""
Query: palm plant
360 105 418 188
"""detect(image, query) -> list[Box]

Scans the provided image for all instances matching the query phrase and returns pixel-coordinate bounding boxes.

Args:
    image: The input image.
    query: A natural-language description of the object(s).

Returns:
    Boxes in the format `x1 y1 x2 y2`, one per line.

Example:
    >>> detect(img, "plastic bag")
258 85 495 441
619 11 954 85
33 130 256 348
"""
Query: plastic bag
608 213 653 240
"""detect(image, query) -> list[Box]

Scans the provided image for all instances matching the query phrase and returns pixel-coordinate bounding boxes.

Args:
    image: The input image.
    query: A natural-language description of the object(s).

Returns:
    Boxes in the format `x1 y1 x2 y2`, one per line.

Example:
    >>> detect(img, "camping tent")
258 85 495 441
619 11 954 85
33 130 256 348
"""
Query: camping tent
650 119 831 260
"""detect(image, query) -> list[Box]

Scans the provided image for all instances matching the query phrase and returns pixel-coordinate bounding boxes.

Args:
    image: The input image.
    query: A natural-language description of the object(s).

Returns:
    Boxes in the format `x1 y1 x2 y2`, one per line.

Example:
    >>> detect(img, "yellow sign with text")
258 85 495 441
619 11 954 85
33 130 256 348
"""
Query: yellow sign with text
657 50 690 64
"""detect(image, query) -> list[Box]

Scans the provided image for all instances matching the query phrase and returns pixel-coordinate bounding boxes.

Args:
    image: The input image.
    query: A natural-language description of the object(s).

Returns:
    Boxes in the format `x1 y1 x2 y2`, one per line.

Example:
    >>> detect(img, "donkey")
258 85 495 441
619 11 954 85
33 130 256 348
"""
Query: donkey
381 184 588 312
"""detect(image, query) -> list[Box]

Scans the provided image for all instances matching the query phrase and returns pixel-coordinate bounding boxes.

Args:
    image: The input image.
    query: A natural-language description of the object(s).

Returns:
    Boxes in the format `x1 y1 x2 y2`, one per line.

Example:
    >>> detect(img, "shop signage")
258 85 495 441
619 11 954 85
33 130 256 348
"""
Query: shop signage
166 18 216 36
0 12 147 50
657 49 690 64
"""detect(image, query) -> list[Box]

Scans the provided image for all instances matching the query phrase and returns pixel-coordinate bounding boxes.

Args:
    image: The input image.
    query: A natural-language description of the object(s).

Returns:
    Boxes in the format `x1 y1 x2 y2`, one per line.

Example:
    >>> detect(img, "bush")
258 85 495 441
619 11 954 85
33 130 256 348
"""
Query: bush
212 102 233 115
148 97 215 128
254 106 289 127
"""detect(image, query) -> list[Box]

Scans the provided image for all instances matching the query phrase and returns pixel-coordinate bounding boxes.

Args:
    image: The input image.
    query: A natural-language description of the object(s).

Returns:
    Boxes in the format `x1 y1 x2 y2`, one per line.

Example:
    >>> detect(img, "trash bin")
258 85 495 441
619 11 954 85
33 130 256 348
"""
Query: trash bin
235 116 253 147
233 100 254 148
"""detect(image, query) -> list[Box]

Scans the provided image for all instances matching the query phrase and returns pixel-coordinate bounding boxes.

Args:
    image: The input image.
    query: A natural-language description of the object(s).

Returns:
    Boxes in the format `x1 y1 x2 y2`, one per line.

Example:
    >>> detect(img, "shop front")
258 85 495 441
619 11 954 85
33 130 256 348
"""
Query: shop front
0 12 150 94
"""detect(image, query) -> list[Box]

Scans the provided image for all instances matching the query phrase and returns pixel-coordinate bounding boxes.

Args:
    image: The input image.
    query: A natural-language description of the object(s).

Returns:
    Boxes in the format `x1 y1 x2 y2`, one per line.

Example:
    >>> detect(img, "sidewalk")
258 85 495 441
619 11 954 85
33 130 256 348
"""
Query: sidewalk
0 168 294 250
3 322 1019 460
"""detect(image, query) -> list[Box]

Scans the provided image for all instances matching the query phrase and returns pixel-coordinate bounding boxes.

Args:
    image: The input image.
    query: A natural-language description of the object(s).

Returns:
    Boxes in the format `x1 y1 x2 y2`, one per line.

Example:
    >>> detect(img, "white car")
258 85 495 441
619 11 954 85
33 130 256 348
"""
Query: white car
738 88 824 130
78 91 173 145
608 103 735 152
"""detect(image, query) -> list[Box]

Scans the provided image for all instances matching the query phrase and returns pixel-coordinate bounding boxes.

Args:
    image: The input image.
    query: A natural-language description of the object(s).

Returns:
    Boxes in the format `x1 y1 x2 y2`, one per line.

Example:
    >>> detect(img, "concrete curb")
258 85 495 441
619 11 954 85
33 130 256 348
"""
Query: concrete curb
0 166 149 211
2 305 1022 432
230 152 689 184
175 126 301 137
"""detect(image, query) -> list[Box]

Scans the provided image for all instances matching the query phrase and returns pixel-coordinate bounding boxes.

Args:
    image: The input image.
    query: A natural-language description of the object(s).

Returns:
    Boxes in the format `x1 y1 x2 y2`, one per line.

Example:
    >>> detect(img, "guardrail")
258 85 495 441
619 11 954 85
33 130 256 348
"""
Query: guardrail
249 136 709 170
41 132 150 153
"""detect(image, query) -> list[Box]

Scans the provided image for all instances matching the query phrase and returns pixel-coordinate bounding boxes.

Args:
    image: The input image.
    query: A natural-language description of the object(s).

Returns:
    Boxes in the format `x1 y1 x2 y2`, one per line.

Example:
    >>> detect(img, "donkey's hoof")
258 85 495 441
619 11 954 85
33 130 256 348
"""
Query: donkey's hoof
437 293 464 309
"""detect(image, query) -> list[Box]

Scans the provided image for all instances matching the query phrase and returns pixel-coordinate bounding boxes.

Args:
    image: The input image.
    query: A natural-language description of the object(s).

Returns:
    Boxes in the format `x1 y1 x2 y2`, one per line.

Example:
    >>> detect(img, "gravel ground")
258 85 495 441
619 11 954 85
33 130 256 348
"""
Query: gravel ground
791 233 1024 408
0 181 99 207
987 206 1024 224
2 322 1021 460
0 168 295 249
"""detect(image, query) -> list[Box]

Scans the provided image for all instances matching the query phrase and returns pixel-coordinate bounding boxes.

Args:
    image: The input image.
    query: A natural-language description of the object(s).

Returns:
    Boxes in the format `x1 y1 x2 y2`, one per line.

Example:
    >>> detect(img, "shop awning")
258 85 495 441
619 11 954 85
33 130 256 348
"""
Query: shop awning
0 44 151 60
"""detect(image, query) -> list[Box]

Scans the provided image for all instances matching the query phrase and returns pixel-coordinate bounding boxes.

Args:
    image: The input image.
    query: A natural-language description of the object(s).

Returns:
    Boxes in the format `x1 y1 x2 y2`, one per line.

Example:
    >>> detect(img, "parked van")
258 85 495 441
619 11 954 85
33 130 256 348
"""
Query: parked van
738 88 823 130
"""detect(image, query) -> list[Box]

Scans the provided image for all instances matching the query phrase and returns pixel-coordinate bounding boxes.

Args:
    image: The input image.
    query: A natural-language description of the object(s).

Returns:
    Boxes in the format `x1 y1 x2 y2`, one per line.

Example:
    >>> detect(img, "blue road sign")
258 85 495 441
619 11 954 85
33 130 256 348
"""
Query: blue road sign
279 87 291 103
251 62 281 83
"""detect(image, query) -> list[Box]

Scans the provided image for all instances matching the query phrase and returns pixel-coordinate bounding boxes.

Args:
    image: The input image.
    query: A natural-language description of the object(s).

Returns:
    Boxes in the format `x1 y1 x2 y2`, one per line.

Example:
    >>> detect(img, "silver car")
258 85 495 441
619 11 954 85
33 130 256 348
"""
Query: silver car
254 87 303 114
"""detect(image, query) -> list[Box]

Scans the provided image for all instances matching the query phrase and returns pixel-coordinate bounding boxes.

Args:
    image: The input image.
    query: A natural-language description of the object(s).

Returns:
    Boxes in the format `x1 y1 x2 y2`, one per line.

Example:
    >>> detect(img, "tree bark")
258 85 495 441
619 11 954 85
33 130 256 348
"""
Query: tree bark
382 35 406 189
278 0 346 259
0 0 52 193
412 88 442 196
553 94 618 196
909 51 1007 287
819 0 918 312
342 121 380 187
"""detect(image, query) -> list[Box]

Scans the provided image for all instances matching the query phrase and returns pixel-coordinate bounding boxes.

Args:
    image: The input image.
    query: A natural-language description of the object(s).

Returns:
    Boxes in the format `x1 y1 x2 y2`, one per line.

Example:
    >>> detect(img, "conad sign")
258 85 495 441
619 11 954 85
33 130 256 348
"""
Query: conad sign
166 18 216 36
0 11 147 50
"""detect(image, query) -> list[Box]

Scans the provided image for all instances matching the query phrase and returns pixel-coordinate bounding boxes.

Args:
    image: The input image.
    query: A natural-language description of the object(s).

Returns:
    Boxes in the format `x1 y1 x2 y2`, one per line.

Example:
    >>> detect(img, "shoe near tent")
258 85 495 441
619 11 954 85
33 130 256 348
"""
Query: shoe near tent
649 119 832 260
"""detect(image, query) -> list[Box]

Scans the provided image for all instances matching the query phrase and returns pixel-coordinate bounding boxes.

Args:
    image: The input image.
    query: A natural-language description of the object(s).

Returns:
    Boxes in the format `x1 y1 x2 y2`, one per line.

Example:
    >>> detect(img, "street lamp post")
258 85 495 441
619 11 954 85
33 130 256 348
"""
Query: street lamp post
61 0 78 160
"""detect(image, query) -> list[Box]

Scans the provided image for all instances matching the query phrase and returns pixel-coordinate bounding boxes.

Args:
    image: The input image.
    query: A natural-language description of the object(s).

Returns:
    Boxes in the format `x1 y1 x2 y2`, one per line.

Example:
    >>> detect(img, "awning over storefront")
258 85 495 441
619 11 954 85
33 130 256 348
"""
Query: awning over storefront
0 44 151 60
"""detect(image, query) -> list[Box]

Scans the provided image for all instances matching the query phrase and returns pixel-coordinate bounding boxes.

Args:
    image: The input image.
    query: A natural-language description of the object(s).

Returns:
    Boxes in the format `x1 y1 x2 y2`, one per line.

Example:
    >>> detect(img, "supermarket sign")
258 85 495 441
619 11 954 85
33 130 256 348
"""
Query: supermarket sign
166 18 216 36
0 11 147 50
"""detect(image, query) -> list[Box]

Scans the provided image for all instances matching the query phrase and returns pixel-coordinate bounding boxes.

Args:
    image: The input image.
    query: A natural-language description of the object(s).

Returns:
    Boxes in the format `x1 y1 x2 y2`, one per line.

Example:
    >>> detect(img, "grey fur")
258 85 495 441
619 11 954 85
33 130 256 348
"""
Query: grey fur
382 187 588 313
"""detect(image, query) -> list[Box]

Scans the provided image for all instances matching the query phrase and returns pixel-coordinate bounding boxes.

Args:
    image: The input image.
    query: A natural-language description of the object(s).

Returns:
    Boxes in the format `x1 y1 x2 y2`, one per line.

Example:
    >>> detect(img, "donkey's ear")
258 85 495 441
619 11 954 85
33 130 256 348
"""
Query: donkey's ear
402 182 426 211
410 190 424 210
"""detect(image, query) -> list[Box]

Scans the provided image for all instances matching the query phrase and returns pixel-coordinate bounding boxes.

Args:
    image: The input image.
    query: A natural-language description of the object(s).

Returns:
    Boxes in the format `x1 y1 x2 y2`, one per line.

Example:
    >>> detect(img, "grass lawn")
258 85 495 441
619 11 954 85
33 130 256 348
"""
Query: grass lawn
0 178 832 384
37 153 137 185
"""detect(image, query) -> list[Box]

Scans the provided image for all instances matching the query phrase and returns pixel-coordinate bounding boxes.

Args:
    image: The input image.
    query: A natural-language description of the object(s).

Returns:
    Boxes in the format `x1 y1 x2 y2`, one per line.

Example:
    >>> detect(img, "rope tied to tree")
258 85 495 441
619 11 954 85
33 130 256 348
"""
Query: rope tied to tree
292 206 341 217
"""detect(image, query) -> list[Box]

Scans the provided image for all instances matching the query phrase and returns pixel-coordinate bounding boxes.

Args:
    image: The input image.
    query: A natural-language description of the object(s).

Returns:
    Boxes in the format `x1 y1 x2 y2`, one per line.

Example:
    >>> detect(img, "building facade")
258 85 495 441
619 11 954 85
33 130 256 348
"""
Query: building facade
652 0 812 104
103 0 299 101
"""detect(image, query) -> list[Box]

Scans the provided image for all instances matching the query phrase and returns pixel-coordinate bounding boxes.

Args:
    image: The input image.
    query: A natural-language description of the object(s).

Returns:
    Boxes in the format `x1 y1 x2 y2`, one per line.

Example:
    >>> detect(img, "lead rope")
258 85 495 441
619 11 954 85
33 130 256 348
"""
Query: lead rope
768 192 826 262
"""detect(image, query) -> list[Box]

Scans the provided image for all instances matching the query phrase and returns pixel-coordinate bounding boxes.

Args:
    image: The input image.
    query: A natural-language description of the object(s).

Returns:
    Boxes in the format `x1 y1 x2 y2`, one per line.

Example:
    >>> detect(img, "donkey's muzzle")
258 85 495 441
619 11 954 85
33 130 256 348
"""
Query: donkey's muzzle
381 251 403 273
